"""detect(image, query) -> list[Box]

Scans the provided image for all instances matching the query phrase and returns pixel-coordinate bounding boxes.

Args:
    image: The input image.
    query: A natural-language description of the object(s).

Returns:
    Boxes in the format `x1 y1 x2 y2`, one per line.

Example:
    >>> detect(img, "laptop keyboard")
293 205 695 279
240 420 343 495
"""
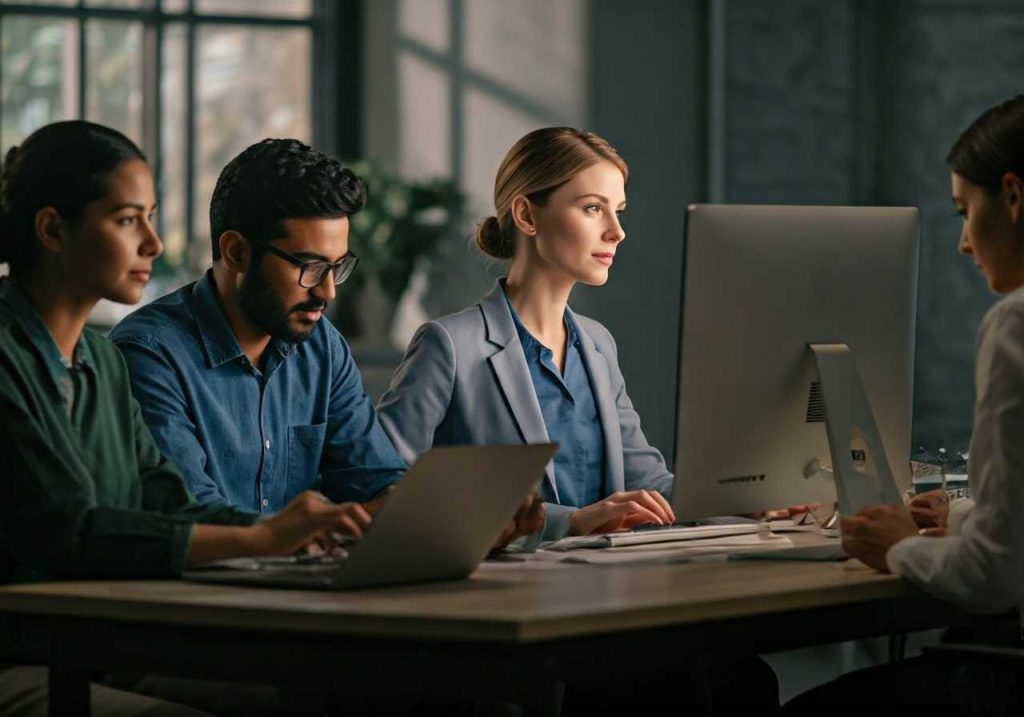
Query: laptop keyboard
293 552 348 566
193 552 349 572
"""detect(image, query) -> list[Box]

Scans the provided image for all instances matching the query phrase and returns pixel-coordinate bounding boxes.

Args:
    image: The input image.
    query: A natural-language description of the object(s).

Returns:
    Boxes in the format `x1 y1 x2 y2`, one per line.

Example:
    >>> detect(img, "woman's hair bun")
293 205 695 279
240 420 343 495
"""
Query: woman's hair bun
0 145 19 264
475 215 513 259
3 145 18 171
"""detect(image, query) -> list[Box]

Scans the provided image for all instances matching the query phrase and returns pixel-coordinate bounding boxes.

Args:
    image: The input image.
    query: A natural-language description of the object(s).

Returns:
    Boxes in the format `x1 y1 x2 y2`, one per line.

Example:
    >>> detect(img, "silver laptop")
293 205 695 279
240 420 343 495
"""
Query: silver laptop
186 443 556 589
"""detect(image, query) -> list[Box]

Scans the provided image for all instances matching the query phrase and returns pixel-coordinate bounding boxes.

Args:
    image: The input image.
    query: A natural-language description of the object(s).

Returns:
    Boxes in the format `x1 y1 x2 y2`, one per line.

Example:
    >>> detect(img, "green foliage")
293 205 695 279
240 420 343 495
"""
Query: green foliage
346 160 465 302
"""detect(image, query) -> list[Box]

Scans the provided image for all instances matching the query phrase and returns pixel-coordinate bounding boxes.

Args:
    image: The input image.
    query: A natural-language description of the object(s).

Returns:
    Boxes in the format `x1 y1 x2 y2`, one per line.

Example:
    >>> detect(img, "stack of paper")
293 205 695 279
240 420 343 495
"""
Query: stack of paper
536 533 794 565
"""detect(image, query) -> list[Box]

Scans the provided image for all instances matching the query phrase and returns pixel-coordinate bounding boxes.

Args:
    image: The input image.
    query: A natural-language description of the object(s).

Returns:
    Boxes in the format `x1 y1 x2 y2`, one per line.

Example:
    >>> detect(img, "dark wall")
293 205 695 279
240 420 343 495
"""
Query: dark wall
718 0 1020 456
581 0 1023 464
581 0 708 462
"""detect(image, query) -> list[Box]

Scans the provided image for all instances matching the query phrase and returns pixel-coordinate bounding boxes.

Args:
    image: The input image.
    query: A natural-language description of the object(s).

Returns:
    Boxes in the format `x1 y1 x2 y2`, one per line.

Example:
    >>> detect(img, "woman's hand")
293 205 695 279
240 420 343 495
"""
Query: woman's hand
568 490 675 535
840 504 919 572
908 489 950 529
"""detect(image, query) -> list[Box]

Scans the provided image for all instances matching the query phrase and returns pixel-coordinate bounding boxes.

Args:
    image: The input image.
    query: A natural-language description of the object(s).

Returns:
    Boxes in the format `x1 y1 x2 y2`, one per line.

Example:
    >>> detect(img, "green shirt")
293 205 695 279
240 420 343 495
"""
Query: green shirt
0 278 257 583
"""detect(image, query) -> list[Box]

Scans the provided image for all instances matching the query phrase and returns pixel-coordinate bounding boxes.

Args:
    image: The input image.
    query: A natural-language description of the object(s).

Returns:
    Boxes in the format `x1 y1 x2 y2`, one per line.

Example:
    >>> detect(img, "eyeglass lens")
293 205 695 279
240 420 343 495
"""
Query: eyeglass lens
299 256 357 288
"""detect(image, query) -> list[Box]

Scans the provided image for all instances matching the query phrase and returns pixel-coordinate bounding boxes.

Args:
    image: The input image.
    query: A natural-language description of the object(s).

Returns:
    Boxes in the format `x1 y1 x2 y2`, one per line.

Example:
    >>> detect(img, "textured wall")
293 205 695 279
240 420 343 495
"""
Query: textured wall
725 0 858 204
364 0 1023 459
721 0 1022 455
876 0 1021 452
583 0 707 462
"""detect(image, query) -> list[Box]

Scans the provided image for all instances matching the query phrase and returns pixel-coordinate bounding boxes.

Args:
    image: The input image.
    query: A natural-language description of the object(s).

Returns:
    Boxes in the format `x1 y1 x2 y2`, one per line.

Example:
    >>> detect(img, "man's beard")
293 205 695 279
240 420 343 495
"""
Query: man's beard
238 262 327 344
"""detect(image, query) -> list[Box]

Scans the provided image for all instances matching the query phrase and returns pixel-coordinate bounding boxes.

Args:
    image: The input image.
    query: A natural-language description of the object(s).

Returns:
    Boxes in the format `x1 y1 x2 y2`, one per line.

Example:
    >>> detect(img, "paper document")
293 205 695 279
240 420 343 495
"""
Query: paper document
537 533 794 565
546 523 760 551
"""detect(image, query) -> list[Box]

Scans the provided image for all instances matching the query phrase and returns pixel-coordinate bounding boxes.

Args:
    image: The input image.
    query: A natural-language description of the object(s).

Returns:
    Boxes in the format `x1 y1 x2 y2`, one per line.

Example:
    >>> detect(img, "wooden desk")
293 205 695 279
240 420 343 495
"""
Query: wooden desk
0 558 959 715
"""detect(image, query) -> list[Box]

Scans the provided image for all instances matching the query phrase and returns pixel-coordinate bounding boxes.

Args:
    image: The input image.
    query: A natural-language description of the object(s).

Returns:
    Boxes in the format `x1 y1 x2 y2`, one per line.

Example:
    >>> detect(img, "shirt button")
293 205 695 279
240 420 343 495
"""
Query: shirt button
261 498 269 508
265 439 271 450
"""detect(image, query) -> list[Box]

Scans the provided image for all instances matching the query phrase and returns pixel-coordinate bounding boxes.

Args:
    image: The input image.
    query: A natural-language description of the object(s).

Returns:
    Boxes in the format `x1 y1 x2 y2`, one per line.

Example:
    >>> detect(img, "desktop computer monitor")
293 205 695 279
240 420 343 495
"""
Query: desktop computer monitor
671 205 919 520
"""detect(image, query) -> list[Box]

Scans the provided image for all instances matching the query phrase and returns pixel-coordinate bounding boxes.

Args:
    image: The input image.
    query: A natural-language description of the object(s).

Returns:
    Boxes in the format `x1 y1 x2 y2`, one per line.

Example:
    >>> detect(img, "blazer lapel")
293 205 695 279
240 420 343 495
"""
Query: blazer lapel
572 312 625 496
480 283 559 501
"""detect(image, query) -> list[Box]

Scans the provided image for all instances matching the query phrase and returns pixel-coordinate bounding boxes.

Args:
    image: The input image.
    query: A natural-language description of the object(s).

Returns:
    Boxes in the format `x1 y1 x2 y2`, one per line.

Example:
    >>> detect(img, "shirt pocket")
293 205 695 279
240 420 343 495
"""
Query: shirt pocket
286 423 327 498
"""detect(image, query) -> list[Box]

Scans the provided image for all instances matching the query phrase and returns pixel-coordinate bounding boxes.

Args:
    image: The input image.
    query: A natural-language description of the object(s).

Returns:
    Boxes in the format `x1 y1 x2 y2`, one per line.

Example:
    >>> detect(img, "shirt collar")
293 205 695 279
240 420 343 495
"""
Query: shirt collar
0 278 94 379
191 271 297 369
500 280 579 353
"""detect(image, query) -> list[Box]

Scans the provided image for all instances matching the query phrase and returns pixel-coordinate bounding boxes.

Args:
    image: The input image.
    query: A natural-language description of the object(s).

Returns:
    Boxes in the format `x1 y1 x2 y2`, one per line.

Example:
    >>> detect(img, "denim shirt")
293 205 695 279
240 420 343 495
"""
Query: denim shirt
110 272 405 514
506 296 606 508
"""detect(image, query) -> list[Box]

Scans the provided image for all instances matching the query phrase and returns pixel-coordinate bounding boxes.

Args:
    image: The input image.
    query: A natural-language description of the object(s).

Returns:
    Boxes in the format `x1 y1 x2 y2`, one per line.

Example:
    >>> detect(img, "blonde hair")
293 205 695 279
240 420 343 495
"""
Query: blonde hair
475 127 628 259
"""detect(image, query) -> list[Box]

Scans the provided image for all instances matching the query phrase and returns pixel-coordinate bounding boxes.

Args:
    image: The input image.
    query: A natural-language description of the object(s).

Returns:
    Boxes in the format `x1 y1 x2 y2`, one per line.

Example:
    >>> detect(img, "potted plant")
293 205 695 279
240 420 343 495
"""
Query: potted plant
332 160 465 349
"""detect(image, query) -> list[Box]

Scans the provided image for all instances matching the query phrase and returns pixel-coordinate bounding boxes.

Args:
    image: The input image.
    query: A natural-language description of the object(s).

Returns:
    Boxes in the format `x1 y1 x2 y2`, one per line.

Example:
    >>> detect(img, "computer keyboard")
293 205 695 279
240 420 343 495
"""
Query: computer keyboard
629 521 704 532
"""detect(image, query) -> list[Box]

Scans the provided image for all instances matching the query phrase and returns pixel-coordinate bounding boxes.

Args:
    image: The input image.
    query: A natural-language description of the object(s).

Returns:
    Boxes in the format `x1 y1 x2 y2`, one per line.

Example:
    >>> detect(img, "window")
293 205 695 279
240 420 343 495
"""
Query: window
0 0 351 274
393 0 586 201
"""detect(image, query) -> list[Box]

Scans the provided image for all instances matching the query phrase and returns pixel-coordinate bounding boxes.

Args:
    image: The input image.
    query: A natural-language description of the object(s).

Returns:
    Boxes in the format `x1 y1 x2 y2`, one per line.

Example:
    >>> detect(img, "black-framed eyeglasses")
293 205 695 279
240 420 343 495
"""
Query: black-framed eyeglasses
263 243 359 288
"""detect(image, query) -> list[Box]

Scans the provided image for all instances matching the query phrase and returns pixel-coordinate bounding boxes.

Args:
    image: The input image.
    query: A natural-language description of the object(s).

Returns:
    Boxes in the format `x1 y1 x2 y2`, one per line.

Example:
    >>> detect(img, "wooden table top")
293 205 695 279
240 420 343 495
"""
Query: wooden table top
0 556 920 643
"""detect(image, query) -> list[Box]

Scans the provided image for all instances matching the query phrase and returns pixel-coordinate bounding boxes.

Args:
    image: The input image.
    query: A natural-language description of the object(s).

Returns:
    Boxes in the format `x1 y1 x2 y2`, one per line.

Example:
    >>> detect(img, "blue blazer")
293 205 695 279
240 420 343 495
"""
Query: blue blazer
377 281 673 540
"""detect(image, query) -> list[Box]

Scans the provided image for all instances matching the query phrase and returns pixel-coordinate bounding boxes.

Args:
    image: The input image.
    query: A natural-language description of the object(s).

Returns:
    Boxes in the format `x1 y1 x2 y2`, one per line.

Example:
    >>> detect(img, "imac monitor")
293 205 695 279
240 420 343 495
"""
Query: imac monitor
671 205 919 520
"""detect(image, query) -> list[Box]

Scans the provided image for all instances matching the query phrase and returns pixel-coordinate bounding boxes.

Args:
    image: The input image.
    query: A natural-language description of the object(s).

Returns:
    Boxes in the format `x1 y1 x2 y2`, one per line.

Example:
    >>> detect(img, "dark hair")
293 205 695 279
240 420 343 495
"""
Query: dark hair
208 138 367 261
947 95 1024 194
0 120 146 276
476 127 628 260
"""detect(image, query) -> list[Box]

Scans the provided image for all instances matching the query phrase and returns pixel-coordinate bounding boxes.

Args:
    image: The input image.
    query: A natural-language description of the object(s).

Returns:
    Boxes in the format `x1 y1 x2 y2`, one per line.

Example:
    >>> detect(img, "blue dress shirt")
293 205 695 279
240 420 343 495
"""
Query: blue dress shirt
110 271 405 514
506 297 606 508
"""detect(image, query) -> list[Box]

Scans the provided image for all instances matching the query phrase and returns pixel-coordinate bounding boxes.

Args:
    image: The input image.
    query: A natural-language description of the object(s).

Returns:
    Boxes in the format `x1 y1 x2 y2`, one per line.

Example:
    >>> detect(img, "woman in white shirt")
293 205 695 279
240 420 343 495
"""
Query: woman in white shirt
787 95 1024 713
843 95 1024 608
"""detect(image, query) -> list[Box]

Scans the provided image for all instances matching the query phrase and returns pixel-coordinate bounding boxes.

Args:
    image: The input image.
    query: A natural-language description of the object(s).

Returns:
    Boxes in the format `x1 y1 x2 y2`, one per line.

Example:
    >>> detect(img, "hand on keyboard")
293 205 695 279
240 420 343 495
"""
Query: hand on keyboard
568 490 676 535
626 520 702 532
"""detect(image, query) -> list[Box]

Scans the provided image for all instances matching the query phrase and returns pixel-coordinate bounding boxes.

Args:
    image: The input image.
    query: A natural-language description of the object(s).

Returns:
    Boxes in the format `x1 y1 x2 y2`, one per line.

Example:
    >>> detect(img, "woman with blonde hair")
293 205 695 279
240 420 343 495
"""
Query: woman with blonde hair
379 128 780 713
378 127 675 542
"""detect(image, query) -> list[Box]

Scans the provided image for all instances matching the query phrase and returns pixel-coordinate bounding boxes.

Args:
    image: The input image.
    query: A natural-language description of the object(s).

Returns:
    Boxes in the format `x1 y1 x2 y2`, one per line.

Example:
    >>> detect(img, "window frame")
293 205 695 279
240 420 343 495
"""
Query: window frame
0 0 361 260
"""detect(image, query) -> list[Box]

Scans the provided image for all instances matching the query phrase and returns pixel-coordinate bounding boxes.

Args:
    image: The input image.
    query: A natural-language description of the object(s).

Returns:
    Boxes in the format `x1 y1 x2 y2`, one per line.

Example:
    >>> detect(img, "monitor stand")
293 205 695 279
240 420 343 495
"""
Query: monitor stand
808 343 902 517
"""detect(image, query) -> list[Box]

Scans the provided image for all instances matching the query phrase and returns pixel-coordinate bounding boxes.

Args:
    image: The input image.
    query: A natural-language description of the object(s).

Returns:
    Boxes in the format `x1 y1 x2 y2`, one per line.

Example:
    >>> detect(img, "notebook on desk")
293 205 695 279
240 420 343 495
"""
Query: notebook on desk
185 443 556 590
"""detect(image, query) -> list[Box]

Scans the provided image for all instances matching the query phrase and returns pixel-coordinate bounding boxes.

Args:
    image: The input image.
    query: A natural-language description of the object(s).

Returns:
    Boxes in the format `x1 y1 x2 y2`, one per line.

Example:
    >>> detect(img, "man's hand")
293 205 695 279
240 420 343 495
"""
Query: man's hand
361 485 397 517
254 491 372 556
840 504 919 572
568 490 675 536
492 492 546 550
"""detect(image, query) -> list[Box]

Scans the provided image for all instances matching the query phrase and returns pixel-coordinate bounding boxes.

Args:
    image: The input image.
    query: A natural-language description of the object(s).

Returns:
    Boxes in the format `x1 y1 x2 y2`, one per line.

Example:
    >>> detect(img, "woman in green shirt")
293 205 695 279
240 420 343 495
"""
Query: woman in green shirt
0 121 369 714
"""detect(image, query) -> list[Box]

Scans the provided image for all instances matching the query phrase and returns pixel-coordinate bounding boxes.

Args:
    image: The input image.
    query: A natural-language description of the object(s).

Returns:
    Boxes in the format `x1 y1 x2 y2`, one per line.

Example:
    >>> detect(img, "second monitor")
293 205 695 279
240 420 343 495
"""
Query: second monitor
671 204 919 520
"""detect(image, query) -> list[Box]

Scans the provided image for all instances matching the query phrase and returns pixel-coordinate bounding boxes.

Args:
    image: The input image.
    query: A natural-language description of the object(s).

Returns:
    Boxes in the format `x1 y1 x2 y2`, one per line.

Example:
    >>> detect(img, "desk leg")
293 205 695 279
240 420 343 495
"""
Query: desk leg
49 666 90 716
518 678 563 717
889 633 908 662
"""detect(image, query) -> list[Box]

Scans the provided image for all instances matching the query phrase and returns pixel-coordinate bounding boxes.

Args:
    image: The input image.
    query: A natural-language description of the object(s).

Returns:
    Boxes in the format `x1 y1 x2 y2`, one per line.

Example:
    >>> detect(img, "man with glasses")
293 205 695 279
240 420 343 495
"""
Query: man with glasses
110 139 406 514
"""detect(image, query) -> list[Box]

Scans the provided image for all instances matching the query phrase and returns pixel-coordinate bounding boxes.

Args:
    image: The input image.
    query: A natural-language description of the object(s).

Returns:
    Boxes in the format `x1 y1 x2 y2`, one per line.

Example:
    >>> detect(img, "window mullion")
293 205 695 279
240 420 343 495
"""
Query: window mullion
449 0 463 188
143 16 163 237
184 0 196 260
77 6 87 119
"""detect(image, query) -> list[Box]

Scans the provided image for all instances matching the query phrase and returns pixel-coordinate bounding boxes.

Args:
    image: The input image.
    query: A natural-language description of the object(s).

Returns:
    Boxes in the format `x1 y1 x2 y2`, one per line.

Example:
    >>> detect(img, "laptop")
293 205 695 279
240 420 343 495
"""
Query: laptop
186 443 556 590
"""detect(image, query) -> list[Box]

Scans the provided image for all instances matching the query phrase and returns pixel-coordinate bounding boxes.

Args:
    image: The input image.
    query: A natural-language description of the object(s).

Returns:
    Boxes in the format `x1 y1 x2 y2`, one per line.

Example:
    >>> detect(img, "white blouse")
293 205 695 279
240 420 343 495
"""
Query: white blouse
887 285 1024 614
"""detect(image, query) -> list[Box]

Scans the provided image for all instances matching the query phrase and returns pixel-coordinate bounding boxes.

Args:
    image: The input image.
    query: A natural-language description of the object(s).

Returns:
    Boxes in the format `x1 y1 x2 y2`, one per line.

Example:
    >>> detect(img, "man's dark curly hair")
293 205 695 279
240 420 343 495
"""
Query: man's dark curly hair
208 138 367 261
